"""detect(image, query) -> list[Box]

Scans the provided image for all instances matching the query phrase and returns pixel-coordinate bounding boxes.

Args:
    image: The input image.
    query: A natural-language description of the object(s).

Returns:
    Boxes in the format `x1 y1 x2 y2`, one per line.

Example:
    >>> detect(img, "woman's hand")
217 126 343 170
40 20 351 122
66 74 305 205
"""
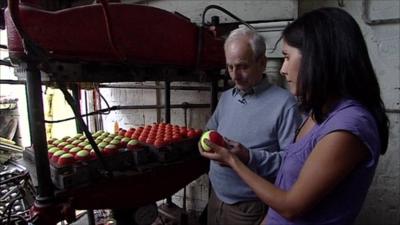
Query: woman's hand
198 138 250 166
198 139 236 167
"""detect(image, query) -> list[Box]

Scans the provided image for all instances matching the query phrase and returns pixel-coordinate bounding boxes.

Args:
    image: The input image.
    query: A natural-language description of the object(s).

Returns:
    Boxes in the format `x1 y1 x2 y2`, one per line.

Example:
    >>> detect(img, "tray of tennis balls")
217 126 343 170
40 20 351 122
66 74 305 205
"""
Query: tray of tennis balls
46 131 147 189
45 124 202 188
117 123 203 162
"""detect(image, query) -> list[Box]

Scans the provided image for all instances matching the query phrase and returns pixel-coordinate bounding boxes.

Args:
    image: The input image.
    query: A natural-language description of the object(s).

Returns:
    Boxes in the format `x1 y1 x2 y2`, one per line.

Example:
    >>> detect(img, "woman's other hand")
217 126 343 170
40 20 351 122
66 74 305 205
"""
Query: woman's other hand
225 138 250 164
198 139 236 167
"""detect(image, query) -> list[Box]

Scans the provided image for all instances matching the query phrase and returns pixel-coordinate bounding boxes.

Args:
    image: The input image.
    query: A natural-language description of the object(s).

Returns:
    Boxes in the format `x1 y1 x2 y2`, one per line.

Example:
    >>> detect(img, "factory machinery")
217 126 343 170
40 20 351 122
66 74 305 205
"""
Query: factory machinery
1 0 237 224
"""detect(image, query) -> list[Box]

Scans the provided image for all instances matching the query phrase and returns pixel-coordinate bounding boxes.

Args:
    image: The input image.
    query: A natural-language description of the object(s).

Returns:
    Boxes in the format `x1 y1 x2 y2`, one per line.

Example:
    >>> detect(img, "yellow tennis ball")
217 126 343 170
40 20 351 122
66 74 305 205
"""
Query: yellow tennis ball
200 130 225 151
200 130 213 151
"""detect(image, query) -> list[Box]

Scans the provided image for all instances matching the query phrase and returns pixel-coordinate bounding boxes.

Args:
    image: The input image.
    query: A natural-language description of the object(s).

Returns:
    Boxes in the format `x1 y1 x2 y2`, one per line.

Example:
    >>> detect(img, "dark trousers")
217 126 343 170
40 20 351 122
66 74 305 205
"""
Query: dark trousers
207 189 267 225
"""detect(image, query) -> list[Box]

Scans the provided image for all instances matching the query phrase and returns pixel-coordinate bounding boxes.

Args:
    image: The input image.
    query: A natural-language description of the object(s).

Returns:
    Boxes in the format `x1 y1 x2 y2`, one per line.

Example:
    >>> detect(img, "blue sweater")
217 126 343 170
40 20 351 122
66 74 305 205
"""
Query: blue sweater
206 78 302 204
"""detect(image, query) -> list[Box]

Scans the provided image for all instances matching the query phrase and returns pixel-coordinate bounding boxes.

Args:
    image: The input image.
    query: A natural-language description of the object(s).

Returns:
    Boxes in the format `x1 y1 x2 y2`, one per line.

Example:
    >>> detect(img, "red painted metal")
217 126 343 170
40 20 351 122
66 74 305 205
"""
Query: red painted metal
27 157 209 224
58 157 209 209
5 3 226 70
29 200 76 225
4 2 217 223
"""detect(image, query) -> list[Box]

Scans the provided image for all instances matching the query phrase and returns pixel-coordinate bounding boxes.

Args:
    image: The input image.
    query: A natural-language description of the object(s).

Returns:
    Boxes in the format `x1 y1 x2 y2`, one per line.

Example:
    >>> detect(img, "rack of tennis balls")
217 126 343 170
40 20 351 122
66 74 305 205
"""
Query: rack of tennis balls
44 123 203 189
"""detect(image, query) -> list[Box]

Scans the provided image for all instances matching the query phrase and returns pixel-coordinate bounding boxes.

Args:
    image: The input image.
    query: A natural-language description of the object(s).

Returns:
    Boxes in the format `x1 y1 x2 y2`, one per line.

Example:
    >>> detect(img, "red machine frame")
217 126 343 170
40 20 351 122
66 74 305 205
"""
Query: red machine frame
4 0 227 224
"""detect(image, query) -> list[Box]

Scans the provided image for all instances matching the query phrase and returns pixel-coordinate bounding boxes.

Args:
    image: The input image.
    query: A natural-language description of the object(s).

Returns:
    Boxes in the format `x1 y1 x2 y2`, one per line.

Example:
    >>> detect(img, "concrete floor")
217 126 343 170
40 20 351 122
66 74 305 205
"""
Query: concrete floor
69 204 203 225
153 203 202 225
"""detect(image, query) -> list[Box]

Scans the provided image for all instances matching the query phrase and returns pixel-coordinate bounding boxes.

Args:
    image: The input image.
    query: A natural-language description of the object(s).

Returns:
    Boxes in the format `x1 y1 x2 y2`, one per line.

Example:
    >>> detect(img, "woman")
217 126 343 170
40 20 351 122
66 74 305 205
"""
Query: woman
199 7 389 225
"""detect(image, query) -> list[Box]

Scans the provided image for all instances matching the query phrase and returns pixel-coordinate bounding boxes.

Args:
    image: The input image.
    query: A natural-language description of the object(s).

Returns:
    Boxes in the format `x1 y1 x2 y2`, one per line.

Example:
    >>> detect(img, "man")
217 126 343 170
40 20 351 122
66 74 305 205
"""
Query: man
202 27 302 225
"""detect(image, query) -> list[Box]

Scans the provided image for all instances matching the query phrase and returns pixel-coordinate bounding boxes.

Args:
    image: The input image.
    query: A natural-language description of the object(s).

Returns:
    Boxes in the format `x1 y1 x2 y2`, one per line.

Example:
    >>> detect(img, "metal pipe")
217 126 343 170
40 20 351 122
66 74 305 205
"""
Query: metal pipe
155 81 162 122
249 21 291 32
87 210 96 225
117 103 210 110
99 84 210 91
0 59 13 67
0 79 25 85
210 79 218 113
386 108 400 114
25 63 54 204
71 84 82 133
0 80 211 90
84 90 89 126
164 81 171 123
45 103 210 124
164 80 172 206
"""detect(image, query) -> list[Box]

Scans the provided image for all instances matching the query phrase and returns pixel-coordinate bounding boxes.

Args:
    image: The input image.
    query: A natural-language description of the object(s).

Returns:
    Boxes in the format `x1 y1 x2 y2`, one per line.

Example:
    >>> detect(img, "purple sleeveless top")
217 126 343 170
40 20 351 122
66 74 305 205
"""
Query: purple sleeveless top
266 99 381 225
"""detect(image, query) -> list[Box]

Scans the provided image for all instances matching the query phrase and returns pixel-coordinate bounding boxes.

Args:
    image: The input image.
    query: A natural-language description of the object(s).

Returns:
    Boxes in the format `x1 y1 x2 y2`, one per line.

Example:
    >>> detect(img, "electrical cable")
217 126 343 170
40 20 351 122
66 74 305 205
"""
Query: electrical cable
44 89 115 124
6 197 19 225
40 106 123 123
201 4 288 55
0 59 13 67
56 81 114 178
267 35 283 54
201 4 256 30
158 214 166 225
93 86 107 131
98 0 127 62
44 102 210 123
3 185 27 225
96 86 112 115
0 173 31 225
197 4 256 70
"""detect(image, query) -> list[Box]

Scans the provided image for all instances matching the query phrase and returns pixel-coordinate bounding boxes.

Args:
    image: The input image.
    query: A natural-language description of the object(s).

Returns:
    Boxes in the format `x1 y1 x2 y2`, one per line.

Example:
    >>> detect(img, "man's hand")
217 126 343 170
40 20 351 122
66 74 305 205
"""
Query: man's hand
225 138 250 164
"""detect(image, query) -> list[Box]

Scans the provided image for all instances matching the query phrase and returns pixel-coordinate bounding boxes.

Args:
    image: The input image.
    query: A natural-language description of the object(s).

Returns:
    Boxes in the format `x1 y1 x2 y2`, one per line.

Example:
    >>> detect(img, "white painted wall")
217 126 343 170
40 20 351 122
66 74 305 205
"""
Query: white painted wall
0 30 30 147
127 0 297 24
102 0 399 223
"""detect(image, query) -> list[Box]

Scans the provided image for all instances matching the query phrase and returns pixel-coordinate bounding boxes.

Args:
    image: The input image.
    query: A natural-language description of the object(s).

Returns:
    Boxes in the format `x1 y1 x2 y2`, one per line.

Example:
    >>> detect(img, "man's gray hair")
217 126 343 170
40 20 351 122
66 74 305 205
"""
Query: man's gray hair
224 27 266 60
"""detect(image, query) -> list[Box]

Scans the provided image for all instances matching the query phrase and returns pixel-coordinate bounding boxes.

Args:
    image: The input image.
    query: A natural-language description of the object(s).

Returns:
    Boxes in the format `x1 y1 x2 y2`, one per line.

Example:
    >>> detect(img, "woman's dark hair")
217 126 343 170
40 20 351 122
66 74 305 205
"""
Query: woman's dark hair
282 7 389 154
